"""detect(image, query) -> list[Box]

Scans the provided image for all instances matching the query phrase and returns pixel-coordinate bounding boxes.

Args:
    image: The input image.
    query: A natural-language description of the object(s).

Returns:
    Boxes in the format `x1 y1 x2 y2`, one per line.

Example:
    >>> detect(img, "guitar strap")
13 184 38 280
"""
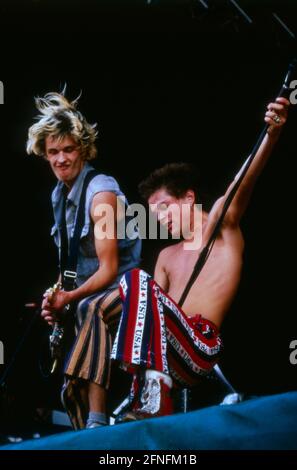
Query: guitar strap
178 59 296 307
59 169 99 292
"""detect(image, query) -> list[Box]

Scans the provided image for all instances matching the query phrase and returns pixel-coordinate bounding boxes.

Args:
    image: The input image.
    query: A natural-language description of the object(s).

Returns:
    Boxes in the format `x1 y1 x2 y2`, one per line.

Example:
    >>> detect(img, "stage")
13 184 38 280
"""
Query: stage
1 392 296 450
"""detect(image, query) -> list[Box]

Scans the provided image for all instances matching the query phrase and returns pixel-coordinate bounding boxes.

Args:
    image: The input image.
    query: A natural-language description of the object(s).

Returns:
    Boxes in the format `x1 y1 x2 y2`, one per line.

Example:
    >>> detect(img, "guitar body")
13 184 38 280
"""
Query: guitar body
46 283 71 373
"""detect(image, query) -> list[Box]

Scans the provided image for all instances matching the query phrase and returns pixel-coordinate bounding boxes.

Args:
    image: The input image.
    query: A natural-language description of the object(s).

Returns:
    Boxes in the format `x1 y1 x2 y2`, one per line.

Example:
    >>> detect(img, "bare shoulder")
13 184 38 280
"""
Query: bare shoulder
155 243 183 290
91 191 117 207
158 243 182 263
91 191 117 216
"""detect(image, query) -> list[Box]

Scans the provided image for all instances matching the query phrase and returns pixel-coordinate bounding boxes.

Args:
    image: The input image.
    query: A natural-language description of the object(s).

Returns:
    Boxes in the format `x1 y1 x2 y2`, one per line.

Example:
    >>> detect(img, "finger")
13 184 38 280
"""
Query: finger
266 108 287 124
265 111 277 118
41 309 52 318
267 102 285 112
276 97 290 107
265 117 282 127
265 111 283 122
268 106 288 120
43 311 55 319
42 302 52 311
45 317 54 324
267 102 289 117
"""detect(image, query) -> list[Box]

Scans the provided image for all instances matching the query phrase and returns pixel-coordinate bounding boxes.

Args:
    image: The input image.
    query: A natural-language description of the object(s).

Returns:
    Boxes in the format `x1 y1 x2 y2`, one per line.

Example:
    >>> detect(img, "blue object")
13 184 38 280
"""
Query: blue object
1 391 296 450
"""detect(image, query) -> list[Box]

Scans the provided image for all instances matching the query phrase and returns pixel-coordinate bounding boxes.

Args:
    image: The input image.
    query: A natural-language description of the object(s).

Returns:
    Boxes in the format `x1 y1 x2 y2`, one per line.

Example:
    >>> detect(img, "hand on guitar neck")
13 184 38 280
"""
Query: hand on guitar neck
41 283 72 374
41 282 71 325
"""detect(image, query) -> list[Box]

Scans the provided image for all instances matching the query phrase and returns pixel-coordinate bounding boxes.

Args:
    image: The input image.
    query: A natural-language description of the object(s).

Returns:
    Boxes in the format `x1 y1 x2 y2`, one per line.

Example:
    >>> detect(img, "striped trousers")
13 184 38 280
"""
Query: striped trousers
61 288 122 429
111 269 223 387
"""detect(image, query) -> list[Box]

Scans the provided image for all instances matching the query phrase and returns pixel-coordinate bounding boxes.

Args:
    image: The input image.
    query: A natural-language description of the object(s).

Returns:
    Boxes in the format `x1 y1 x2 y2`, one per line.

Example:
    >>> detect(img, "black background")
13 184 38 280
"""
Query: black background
0 1 296 421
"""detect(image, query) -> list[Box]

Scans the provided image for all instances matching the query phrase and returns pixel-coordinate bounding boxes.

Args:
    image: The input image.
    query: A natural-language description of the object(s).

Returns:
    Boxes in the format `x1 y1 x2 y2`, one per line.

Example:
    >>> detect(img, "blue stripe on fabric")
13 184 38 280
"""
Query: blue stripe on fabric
141 278 154 367
116 270 133 358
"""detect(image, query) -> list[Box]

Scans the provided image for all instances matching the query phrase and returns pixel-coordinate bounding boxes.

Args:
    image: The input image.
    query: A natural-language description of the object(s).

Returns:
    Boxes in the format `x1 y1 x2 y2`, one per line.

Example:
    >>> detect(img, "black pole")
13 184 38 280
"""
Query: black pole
179 59 296 307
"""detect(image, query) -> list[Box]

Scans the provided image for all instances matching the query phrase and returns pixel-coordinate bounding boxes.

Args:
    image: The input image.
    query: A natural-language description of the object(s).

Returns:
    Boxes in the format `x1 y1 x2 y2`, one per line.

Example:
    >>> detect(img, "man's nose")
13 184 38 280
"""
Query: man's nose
56 151 67 162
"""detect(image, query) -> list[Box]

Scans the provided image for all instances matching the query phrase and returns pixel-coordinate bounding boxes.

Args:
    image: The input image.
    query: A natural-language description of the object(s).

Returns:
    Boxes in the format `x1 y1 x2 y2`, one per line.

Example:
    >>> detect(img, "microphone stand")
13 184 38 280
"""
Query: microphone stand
179 59 296 308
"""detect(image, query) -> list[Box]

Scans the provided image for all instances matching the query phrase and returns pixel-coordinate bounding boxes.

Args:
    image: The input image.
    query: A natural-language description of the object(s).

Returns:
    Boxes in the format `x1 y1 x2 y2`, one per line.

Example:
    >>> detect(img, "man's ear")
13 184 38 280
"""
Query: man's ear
185 190 195 205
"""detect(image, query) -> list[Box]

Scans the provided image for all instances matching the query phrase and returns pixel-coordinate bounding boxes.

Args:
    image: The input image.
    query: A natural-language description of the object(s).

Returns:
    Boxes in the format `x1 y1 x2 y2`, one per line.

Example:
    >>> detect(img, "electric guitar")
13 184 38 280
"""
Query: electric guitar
46 283 70 373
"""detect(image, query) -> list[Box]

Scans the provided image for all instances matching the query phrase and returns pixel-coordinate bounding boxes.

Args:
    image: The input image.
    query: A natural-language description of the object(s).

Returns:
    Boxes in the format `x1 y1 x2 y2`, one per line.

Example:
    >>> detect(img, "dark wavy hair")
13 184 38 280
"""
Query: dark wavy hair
138 162 203 204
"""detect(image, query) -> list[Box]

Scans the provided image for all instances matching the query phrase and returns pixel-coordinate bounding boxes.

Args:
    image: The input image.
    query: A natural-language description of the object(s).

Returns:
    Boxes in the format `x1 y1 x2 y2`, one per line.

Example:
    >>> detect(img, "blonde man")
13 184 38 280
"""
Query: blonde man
27 92 141 429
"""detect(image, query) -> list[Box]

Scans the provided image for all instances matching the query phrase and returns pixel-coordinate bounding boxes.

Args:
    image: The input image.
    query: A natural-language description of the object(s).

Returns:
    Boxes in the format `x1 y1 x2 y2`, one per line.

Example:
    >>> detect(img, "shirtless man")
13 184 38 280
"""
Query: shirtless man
111 97 290 421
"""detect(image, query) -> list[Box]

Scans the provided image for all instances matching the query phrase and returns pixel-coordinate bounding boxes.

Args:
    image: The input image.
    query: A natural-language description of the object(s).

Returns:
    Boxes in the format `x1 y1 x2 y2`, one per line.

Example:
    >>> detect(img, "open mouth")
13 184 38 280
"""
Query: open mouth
57 166 70 173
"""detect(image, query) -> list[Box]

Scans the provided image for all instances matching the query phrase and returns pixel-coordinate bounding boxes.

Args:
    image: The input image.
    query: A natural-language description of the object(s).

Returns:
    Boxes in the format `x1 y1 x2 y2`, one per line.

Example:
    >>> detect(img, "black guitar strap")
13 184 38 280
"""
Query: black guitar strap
59 169 99 291
178 60 296 307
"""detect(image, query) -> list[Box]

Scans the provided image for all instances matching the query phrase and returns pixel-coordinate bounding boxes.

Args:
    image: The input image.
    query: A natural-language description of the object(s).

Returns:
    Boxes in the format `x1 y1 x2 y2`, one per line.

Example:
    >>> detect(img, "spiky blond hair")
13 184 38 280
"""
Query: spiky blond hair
26 91 98 160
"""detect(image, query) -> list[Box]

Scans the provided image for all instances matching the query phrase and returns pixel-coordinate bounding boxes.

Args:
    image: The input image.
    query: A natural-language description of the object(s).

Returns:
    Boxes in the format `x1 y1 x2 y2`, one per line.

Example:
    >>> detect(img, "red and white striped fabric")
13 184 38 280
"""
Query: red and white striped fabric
111 269 223 387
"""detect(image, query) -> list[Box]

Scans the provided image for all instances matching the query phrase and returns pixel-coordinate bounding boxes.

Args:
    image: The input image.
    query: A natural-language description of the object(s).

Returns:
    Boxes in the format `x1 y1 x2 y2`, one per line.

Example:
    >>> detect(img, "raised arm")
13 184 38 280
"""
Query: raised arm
205 97 290 234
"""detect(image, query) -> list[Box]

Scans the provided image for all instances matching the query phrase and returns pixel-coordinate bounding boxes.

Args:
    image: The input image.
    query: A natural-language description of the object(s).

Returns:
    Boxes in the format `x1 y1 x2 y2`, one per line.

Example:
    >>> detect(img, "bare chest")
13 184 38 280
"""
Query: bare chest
166 236 244 320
